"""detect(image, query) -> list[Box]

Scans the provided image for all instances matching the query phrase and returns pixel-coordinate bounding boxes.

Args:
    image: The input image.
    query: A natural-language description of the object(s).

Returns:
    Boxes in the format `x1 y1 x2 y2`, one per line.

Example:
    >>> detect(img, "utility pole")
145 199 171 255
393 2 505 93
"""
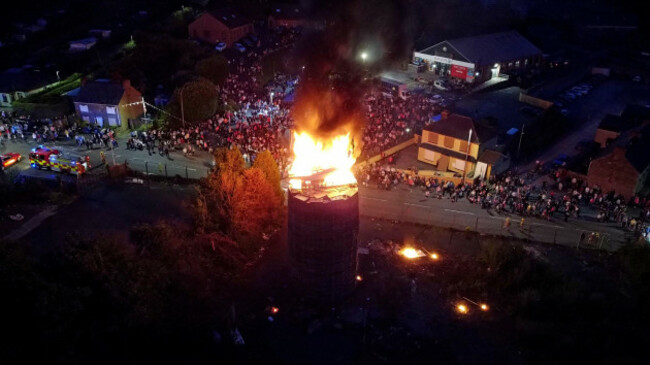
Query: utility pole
461 129 472 185
517 123 525 159
180 85 186 128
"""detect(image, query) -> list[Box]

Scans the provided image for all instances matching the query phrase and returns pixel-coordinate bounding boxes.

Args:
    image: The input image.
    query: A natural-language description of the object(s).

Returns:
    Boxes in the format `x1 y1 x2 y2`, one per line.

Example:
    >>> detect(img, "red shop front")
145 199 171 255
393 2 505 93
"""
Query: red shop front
450 64 469 80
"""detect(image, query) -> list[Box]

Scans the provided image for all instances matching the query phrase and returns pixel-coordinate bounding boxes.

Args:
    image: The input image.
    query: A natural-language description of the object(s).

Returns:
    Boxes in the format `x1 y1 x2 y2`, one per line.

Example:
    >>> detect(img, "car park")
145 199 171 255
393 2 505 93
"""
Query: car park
214 42 226 51
234 43 246 53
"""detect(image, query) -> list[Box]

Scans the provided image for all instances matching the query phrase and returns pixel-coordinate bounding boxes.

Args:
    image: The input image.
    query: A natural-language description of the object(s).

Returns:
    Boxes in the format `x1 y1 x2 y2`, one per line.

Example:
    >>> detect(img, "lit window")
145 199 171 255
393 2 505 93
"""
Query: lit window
106 106 116 114
79 104 89 112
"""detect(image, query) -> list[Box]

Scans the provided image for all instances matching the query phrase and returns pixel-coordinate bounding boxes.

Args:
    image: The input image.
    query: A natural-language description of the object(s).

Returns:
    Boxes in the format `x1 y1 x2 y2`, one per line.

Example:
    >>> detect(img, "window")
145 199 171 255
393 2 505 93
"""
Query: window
459 140 468 152
452 158 465 170
96 116 103 125
82 116 90 122
427 132 438 144
79 104 89 113
444 136 454 148
108 117 118 126
106 106 116 114
423 149 437 162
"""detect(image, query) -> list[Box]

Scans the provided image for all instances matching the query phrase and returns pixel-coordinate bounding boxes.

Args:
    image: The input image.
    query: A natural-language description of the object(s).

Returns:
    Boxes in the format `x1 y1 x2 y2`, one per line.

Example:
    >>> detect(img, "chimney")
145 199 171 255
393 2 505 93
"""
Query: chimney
122 79 131 89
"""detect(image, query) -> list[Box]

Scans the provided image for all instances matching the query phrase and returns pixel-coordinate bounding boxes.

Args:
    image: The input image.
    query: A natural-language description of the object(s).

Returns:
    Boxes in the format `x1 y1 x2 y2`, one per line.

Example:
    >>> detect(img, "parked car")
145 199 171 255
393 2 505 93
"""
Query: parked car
242 37 254 47
234 43 246 53
0 152 22 171
433 79 449 90
214 42 226 51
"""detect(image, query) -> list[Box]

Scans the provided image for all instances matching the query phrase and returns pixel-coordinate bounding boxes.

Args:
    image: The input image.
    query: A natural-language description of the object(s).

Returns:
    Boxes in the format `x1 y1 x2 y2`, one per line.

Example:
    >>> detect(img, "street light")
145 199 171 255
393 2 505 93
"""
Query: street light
180 85 186 128
361 52 367 64
270 92 274 104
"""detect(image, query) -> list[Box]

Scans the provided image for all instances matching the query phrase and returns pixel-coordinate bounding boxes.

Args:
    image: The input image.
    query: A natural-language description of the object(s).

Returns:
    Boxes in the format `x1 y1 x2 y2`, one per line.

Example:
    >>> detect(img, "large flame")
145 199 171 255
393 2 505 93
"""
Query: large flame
288 131 357 190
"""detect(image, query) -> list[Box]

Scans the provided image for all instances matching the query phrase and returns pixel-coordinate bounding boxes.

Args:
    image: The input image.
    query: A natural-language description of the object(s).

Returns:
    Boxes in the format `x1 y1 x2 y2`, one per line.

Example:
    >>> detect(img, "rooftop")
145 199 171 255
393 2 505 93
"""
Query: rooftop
423 114 497 144
419 31 542 65
74 80 127 105
206 7 252 29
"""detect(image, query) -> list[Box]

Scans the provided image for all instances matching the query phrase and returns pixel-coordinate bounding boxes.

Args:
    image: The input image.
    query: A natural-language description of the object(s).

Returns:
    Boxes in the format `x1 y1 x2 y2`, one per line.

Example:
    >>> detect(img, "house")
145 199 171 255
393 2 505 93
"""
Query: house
269 3 307 28
0 66 58 107
588 118 650 198
69 37 97 51
418 113 504 179
188 7 253 46
413 31 542 84
73 79 143 127
594 105 650 148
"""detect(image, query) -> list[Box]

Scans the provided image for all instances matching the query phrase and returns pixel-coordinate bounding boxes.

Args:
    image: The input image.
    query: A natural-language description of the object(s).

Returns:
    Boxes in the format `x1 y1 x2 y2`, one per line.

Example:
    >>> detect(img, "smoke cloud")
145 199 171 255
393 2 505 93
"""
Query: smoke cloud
291 0 416 142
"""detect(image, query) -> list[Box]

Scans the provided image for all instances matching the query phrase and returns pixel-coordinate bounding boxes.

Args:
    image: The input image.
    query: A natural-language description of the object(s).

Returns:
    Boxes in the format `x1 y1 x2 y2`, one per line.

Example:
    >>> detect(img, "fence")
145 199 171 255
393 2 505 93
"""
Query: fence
359 197 621 251
101 158 211 184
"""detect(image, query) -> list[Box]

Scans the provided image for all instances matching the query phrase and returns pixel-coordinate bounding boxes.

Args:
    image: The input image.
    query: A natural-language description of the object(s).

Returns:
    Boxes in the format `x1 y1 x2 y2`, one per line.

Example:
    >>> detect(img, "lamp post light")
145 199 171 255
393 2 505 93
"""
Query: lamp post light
270 91 274 104
361 52 367 64
180 85 186 128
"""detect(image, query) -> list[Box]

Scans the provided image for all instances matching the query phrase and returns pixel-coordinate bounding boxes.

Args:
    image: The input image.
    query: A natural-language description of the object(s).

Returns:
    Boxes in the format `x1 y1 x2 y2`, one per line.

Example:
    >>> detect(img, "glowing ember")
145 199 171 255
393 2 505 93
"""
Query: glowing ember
480 304 489 311
456 304 469 314
430 253 439 260
288 132 357 190
399 247 426 259
270 306 279 314
356 275 363 281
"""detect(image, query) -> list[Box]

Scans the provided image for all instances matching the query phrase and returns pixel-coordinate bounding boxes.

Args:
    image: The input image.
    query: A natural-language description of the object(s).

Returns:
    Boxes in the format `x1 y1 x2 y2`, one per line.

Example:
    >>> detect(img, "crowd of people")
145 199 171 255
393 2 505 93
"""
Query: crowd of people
361 93 442 159
357 161 650 236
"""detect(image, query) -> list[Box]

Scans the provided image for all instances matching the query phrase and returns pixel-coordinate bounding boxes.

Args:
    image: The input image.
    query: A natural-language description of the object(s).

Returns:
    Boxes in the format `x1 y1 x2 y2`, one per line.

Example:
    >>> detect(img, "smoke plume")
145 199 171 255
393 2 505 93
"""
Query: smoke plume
291 0 416 143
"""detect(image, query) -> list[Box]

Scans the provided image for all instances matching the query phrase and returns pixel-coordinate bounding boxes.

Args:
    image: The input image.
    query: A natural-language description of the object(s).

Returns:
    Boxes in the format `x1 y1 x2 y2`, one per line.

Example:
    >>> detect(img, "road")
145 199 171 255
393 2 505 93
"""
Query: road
1 135 213 179
358 185 626 250
2 135 628 250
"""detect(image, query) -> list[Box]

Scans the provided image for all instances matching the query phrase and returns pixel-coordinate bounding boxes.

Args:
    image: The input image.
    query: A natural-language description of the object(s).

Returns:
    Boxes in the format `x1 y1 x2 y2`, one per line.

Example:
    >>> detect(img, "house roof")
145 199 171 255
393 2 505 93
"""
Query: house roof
74 80 125 105
625 125 650 173
419 31 542 66
478 149 503 165
270 3 305 20
598 114 623 132
419 143 478 163
423 114 496 144
598 105 650 133
206 7 252 29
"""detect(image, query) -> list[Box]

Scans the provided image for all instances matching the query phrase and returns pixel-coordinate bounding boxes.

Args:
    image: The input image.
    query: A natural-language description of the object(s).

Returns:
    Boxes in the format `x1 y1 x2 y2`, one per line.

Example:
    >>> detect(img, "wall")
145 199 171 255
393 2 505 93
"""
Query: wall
119 82 143 125
518 92 553 109
358 136 416 168
587 148 639 198
189 14 230 45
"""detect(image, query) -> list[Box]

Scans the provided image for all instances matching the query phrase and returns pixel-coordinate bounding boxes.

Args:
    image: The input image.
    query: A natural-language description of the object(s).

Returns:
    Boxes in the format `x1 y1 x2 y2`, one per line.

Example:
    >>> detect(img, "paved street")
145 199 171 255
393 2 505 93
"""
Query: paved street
2 134 628 250
358 185 627 250
1 135 214 179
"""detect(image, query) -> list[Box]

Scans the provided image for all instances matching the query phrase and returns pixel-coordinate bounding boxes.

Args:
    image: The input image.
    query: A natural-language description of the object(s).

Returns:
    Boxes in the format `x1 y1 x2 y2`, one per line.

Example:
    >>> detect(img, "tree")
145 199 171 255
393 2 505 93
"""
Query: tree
167 77 219 127
231 168 281 243
252 150 284 200
196 55 229 86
